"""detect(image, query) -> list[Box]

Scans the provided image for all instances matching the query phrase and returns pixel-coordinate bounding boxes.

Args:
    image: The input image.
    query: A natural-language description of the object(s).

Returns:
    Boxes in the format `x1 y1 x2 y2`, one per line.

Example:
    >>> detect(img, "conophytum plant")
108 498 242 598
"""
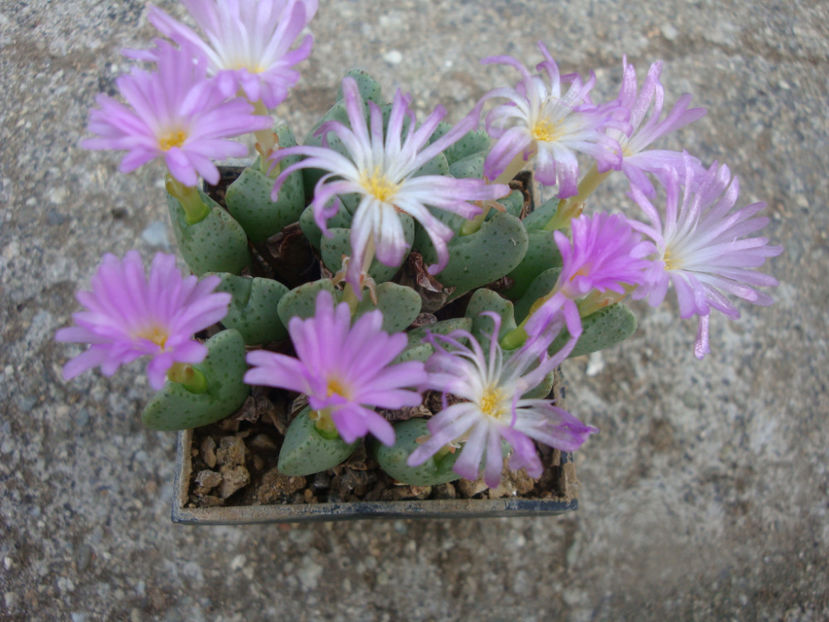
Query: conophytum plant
58 1 781 490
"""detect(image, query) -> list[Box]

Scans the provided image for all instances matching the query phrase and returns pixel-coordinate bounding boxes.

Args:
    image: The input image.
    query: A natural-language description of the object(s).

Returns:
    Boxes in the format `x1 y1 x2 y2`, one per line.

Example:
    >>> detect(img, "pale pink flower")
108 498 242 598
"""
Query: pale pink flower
524 212 652 341
244 291 427 445
146 0 317 108
482 42 625 196
630 157 782 358
83 42 270 186
408 312 596 488
270 77 508 288
56 251 231 390
595 57 707 196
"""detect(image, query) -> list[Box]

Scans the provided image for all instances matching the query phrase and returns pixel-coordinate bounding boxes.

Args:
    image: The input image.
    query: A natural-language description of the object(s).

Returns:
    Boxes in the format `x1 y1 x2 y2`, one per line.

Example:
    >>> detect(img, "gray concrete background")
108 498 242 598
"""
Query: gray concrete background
1 0 827 619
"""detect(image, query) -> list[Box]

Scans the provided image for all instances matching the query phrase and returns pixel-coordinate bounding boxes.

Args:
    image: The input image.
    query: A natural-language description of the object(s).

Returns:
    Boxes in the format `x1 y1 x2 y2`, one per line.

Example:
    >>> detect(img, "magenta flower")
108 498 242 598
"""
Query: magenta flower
56 251 231 390
408 313 596 488
629 157 782 358
244 290 427 445
524 212 652 340
595 57 707 196
482 42 625 196
82 41 271 186
269 77 509 288
146 0 317 108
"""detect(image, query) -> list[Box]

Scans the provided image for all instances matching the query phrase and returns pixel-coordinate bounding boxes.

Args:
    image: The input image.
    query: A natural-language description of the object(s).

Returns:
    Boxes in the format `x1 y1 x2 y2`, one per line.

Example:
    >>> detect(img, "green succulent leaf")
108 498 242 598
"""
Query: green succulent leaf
355 282 422 333
299 202 353 250
551 303 638 359
167 191 250 276
277 279 337 324
503 230 562 301
465 288 517 344
374 418 460 486
443 129 491 164
212 273 289 344
418 210 529 301
514 266 562 323
277 407 358 476
141 329 249 430
225 132 305 242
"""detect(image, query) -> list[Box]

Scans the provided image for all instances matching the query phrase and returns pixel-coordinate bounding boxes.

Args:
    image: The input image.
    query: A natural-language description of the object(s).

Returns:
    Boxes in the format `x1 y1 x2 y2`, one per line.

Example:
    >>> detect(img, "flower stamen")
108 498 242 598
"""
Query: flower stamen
479 386 505 419
360 168 399 202
158 129 187 151
531 118 560 142
135 324 169 350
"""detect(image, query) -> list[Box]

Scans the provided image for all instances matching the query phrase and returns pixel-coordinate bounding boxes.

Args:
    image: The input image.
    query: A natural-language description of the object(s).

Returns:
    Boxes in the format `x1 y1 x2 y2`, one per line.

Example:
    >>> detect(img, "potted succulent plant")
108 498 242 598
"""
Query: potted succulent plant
57 0 781 524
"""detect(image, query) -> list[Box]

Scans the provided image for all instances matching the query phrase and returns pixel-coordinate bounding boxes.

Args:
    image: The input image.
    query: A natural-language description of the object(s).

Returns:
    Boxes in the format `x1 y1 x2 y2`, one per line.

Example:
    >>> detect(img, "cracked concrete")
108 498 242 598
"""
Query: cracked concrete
1 0 827 619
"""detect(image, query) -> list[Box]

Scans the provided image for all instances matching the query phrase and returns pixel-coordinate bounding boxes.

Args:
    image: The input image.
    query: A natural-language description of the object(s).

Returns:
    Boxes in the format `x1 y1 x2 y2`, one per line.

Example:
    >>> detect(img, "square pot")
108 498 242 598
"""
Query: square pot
171 428 578 524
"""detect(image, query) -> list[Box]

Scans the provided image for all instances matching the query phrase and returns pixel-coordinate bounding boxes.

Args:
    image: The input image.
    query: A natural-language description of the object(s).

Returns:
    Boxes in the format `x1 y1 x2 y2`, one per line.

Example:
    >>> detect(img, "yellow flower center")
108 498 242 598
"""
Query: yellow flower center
663 246 681 271
158 129 187 151
360 168 399 202
479 387 505 419
135 324 169 350
531 119 559 143
326 376 351 400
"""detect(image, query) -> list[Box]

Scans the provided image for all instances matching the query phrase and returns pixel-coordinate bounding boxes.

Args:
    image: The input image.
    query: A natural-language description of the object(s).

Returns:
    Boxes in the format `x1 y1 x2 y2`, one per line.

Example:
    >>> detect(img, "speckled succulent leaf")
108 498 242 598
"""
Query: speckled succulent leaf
417 210 529 301
277 407 358 476
212 273 289 344
412 152 450 178
276 278 337 324
448 152 485 180
466 288 518 344
498 189 525 219
521 196 560 232
503 230 563 300
141 329 249 430
167 191 250 276
515 266 562 322
354 282 421 333
336 68 384 105
226 128 305 242
298 202 352 250
392 341 434 364
444 128 491 164
520 369 557 399
321 215 415 283
374 419 460 486
406 317 473 347
549 303 637 358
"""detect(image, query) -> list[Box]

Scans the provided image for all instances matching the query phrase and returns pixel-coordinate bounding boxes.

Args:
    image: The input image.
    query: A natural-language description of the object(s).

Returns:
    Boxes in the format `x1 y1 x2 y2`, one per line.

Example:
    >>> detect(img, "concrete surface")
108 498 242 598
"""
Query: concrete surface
1 0 827 620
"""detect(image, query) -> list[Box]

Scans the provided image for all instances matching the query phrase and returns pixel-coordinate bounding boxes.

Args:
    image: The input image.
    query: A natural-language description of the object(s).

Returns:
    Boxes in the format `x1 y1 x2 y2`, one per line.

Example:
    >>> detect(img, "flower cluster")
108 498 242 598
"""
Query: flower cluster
59 4 782 496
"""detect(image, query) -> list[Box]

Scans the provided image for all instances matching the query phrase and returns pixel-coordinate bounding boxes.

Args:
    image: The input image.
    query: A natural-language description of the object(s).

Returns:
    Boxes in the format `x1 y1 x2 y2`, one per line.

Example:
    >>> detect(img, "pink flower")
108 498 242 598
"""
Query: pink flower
629 157 783 358
408 312 596 488
82 41 271 186
244 291 427 445
270 77 508 289
595 57 707 196
524 212 652 341
146 0 317 108
482 42 625 196
56 252 231 390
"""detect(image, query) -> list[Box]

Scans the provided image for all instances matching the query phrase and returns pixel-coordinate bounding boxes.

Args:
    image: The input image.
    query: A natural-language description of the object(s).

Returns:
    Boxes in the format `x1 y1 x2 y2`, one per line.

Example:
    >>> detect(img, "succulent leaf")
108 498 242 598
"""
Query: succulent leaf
213 273 289 344
141 329 249 430
374 418 460 485
167 190 250 276
277 407 358 476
